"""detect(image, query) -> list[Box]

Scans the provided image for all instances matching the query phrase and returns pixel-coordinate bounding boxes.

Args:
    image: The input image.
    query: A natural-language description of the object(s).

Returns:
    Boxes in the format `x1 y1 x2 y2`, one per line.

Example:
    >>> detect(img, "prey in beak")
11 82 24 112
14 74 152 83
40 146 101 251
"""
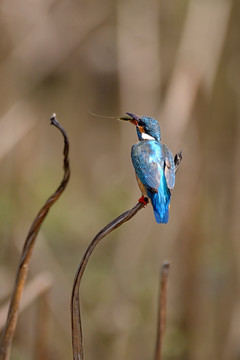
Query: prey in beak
118 112 140 126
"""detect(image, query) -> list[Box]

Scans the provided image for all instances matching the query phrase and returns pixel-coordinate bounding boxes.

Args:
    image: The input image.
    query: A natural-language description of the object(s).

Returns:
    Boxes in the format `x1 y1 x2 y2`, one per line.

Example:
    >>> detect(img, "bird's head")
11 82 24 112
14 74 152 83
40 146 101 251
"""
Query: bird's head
119 112 161 142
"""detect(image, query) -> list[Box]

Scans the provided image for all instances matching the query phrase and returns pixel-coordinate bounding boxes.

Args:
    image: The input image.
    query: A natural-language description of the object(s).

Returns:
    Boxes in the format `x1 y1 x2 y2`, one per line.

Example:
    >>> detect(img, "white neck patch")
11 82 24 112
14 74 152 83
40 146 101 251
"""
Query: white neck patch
141 132 155 141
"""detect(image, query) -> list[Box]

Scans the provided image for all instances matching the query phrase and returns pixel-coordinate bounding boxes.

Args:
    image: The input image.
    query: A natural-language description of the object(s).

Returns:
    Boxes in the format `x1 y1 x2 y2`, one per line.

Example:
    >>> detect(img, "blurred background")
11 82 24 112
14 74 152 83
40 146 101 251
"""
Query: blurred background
0 0 239 359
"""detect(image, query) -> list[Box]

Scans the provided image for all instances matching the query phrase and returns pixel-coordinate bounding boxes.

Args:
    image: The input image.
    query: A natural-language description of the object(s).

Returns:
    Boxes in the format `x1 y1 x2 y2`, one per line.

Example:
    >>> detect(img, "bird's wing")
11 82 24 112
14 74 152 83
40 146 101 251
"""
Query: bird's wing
131 141 163 192
162 145 175 189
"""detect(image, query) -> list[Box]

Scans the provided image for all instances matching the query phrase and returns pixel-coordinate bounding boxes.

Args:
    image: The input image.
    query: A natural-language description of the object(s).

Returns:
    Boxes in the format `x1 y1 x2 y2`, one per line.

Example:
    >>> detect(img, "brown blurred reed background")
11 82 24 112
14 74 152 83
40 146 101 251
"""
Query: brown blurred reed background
0 0 240 359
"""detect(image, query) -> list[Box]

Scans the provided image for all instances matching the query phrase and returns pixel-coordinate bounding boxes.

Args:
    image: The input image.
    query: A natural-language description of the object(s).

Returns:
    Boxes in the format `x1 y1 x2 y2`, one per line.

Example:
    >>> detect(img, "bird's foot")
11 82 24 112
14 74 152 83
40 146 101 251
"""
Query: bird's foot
138 196 149 207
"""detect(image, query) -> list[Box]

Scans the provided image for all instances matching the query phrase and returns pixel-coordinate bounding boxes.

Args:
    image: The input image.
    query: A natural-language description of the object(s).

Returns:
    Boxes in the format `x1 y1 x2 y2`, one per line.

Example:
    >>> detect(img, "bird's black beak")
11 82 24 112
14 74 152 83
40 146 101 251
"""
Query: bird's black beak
118 112 140 126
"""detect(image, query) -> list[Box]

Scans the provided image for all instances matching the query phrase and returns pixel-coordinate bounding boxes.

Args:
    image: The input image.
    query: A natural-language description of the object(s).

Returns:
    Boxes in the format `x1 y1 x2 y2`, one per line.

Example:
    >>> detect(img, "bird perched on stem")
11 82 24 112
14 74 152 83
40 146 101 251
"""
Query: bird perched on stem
119 112 175 224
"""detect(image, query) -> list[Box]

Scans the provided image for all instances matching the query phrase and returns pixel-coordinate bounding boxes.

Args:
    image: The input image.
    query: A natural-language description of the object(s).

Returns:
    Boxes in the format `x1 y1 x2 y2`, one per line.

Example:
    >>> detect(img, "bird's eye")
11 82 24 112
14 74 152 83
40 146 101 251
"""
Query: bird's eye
138 120 144 126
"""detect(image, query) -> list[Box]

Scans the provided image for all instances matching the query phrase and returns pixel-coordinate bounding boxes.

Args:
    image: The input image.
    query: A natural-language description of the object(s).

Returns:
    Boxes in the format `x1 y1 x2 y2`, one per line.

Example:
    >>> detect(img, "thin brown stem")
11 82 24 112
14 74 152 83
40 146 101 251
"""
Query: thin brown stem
155 261 170 360
71 198 149 360
0 114 70 360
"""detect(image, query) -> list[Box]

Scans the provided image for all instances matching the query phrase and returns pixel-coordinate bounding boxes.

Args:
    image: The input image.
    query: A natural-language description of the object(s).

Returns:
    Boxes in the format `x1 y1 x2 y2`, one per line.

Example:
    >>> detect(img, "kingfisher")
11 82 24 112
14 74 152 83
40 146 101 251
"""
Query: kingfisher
119 112 175 224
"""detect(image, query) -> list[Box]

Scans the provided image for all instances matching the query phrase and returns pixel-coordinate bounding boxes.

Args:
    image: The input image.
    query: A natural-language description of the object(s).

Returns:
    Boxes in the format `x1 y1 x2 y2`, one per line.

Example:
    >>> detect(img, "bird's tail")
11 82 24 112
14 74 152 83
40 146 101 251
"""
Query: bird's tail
148 188 171 224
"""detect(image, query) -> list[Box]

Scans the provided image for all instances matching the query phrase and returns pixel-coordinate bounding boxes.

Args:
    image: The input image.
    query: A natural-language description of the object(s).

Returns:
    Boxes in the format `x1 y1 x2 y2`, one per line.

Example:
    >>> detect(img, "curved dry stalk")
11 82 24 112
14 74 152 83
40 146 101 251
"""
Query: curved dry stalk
0 114 70 360
71 152 182 360
71 198 149 360
154 261 170 360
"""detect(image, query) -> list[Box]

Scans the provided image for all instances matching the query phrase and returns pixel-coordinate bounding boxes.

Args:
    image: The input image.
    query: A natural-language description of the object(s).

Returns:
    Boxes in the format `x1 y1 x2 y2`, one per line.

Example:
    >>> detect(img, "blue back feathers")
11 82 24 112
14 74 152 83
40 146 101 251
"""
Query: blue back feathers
131 141 172 223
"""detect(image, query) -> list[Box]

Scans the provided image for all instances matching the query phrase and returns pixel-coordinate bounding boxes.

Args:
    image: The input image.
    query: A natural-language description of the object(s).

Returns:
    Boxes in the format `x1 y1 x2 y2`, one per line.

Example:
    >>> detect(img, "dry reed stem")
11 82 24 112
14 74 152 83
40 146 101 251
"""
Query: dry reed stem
0 114 70 360
71 199 149 360
154 261 170 360
0 272 53 331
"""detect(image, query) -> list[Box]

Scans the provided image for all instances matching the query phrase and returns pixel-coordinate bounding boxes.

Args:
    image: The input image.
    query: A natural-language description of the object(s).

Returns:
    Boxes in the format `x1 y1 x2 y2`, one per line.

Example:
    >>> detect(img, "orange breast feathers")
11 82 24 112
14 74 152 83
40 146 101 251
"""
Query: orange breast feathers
136 174 147 196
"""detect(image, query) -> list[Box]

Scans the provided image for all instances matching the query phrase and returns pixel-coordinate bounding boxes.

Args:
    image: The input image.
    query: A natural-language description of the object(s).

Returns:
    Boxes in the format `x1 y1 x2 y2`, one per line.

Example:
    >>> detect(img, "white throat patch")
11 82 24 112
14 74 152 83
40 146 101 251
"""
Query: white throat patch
141 132 155 141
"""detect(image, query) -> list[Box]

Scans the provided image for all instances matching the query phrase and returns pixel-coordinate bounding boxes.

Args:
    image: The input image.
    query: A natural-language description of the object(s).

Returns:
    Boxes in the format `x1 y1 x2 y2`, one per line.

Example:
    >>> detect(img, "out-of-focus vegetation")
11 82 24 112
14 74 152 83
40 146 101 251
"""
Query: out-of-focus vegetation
0 0 239 359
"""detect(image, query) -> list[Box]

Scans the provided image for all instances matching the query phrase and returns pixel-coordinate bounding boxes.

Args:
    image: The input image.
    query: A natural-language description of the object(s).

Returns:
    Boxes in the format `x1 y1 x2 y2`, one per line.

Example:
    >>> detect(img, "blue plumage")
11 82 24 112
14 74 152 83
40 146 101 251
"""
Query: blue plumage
131 140 172 223
136 116 161 142
120 113 175 224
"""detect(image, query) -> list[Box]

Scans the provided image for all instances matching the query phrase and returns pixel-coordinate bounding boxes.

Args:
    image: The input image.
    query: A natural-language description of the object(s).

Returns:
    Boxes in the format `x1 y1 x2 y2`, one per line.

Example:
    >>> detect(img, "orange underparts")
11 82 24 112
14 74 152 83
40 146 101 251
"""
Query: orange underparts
138 196 149 206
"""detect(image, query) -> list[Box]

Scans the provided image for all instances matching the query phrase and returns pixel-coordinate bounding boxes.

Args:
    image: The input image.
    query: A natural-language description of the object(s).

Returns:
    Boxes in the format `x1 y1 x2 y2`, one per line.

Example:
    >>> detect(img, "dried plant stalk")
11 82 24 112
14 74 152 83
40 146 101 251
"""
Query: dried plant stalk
0 272 53 331
0 114 70 360
71 199 149 360
155 261 170 360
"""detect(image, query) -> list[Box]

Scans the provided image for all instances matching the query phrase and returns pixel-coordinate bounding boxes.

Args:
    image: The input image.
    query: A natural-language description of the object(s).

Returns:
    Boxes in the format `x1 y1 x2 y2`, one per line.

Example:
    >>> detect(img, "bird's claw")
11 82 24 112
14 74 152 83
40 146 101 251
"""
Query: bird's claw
138 196 149 207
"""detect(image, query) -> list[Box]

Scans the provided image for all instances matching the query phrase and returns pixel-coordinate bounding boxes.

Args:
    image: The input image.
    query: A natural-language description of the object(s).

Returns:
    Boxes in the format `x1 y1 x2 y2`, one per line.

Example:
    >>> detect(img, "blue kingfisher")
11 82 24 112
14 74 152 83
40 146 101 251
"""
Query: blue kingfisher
119 112 175 224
